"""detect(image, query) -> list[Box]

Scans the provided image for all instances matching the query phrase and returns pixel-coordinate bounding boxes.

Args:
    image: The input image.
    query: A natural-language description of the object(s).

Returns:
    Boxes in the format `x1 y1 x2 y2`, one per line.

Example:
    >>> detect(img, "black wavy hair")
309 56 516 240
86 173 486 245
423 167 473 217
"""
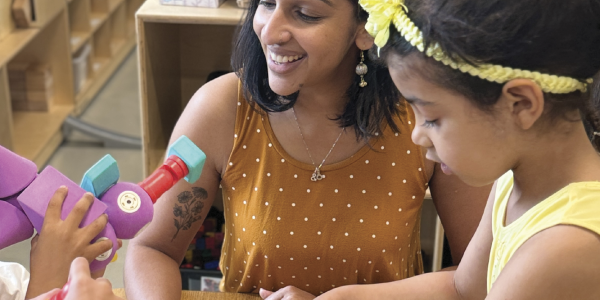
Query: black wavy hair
380 0 600 149
231 0 403 140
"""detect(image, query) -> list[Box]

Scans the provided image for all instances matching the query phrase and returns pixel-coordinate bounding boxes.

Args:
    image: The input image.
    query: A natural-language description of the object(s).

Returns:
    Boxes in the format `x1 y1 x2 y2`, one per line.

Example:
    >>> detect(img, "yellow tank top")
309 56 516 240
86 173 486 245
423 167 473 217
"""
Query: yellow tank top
488 171 600 292
219 85 428 295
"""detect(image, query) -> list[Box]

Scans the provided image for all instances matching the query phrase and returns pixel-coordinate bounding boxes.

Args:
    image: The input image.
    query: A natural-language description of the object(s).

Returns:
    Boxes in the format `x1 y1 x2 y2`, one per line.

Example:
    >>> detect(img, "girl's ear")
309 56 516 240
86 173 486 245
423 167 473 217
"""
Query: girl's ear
355 22 374 50
500 79 545 130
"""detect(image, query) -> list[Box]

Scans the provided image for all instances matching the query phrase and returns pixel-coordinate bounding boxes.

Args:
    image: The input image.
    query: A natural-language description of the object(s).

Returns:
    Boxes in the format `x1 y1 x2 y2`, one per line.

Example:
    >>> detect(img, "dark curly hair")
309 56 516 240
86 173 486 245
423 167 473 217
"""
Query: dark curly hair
380 0 600 149
231 0 404 140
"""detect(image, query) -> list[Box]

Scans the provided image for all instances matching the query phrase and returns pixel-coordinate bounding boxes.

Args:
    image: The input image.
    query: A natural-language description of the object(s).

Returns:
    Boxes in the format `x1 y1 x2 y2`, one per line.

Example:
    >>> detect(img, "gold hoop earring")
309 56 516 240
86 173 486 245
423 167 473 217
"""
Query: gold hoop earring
356 51 368 88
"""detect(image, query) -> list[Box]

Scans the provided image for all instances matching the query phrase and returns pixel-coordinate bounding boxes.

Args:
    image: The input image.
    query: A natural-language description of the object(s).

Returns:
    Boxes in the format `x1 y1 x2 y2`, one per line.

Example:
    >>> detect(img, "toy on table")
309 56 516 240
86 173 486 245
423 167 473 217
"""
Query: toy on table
0 136 206 272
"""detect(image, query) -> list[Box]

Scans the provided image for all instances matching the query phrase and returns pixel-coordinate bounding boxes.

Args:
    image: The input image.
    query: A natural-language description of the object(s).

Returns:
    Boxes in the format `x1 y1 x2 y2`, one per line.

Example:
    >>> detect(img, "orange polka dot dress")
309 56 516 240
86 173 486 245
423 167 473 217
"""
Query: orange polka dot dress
219 88 428 295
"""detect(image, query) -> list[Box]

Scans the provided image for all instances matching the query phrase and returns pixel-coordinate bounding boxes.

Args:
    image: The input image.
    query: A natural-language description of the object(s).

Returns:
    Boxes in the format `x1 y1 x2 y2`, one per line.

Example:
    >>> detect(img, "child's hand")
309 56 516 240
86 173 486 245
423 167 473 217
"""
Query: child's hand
28 288 61 300
26 187 113 299
62 257 123 300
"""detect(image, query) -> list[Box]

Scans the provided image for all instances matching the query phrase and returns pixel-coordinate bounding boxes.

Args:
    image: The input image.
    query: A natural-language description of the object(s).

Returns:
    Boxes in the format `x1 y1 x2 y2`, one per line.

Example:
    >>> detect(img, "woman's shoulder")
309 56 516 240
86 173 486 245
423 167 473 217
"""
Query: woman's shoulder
171 72 240 174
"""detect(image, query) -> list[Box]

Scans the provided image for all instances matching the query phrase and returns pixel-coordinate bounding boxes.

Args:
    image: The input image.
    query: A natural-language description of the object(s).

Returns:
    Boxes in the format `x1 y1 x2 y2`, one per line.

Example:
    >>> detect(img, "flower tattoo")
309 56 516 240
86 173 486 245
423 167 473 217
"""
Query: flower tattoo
172 187 208 241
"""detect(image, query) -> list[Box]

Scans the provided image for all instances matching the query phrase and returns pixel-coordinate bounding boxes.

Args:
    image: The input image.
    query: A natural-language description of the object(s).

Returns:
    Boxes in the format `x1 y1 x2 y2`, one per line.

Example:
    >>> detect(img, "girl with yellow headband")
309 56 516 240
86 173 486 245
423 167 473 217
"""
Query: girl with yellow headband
307 0 600 299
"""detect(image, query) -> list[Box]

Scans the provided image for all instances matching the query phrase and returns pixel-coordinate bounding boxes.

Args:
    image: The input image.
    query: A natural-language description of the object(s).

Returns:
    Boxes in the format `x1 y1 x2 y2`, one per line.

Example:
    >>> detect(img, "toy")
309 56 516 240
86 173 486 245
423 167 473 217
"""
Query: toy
0 136 205 272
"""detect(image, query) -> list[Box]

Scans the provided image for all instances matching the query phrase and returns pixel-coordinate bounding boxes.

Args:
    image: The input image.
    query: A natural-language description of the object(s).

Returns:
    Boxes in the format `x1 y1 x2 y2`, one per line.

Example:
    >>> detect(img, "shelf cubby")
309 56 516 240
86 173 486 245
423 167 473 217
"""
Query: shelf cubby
0 0 144 168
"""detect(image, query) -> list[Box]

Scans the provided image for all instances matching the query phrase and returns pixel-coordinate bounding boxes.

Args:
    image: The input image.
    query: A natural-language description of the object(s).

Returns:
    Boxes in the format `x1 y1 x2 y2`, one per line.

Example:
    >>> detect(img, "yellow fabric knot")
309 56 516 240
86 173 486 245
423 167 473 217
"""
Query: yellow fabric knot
360 0 408 49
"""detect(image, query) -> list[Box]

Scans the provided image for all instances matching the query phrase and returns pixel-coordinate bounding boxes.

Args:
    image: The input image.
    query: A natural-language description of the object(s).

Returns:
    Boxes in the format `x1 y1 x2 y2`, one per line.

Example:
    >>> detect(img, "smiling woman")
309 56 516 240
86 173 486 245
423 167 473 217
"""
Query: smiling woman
122 0 492 298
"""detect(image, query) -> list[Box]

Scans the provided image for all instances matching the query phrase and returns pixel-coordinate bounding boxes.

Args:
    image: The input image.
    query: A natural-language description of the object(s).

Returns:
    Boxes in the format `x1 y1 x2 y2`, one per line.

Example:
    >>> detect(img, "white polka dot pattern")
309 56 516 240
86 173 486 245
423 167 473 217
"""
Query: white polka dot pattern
219 96 427 294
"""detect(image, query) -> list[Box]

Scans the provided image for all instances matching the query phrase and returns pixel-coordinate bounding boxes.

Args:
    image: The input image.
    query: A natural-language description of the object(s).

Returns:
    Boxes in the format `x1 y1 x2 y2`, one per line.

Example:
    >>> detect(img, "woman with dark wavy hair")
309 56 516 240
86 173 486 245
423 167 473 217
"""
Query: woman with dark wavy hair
123 0 491 298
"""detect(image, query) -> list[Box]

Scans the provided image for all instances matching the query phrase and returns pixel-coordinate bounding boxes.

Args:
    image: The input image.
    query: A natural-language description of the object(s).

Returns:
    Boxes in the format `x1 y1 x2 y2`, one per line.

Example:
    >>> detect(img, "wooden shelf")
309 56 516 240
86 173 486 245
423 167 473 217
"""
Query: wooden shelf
109 0 126 13
110 38 126 55
136 0 244 25
90 12 109 32
74 37 135 114
12 105 73 167
0 28 40 67
0 0 143 168
70 31 92 54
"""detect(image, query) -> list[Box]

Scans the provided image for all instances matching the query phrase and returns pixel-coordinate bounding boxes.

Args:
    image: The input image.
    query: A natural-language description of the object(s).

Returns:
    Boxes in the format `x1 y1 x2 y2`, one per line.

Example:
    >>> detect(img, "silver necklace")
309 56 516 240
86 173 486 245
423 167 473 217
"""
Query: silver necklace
291 107 344 182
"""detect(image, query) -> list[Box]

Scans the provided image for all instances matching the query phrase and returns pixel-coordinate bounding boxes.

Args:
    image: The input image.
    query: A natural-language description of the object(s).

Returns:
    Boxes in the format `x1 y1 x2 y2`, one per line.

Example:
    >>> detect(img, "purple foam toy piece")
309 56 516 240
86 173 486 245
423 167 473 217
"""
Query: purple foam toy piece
17 166 107 232
4 192 26 213
100 182 153 239
0 146 38 199
89 222 118 272
0 200 34 249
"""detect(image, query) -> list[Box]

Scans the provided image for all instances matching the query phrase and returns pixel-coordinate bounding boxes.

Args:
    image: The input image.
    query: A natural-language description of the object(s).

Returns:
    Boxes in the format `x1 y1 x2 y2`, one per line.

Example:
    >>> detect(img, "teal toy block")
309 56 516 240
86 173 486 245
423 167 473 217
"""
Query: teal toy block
166 136 206 184
80 155 120 197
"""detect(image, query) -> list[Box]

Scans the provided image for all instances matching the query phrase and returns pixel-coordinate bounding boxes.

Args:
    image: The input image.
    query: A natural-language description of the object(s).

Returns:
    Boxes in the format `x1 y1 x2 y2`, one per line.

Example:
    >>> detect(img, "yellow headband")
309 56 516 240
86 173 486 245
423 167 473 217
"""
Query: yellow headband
359 0 593 94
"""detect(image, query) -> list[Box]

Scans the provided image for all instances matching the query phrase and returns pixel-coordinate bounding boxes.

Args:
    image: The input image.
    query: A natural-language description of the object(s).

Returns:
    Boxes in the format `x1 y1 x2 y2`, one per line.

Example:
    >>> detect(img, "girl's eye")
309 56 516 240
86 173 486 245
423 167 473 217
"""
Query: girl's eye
296 11 321 22
258 0 275 8
422 119 438 128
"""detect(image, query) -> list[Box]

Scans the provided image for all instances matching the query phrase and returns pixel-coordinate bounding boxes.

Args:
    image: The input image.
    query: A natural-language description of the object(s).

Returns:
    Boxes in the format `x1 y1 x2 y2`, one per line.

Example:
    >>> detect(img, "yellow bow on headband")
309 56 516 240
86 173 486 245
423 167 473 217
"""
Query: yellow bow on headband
360 0 408 50
358 0 592 94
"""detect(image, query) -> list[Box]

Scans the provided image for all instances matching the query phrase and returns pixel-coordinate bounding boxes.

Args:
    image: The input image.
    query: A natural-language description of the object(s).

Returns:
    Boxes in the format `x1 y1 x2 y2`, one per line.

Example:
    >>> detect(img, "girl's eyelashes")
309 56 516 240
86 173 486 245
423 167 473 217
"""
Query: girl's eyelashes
422 119 438 128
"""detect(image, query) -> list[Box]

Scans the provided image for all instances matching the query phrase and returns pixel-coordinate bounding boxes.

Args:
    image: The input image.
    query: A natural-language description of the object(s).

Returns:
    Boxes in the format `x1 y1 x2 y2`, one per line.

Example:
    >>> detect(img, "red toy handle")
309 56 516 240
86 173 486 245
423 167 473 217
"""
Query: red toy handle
49 280 70 300
138 155 189 203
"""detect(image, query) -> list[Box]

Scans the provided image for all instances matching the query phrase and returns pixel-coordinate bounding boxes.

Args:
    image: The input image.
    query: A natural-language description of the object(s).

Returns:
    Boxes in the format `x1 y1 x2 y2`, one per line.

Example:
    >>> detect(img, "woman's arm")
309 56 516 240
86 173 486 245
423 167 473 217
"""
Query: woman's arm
427 159 492 264
124 73 239 300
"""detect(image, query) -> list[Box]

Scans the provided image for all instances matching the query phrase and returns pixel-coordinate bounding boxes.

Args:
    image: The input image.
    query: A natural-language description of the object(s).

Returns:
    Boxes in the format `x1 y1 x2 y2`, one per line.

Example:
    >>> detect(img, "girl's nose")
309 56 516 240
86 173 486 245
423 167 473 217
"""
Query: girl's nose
411 124 434 149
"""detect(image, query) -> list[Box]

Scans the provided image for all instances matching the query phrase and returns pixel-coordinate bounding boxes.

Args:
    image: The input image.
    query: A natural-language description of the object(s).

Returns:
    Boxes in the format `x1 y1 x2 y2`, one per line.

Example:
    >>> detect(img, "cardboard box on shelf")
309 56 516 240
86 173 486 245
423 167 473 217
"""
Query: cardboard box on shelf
8 62 54 112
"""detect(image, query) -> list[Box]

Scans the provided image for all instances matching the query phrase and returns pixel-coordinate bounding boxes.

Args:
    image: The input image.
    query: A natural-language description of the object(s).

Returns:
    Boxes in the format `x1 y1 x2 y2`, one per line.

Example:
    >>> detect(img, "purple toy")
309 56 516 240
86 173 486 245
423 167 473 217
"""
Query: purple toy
0 135 205 274
18 166 108 232
89 223 118 271
0 199 34 249
100 182 153 239
0 145 37 198
17 166 115 272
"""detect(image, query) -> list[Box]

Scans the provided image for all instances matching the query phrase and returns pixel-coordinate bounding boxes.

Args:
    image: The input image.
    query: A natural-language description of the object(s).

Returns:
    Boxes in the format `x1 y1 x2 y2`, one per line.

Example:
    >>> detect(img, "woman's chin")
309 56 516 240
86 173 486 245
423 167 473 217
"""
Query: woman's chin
268 78 302 97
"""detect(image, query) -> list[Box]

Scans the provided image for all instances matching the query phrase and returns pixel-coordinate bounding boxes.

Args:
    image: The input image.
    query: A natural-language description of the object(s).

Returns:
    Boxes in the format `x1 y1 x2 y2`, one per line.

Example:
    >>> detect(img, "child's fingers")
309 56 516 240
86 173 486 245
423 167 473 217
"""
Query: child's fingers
82 214 108 241
64 193 95 228
29 288 60 300
69 257 91 280
95 277 113 290
45 186 68 224
84 238 113 262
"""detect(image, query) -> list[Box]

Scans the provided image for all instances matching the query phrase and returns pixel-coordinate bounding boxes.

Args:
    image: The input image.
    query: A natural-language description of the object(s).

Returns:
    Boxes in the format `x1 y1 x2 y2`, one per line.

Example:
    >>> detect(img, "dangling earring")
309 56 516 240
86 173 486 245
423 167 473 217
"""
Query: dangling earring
356 51 368 88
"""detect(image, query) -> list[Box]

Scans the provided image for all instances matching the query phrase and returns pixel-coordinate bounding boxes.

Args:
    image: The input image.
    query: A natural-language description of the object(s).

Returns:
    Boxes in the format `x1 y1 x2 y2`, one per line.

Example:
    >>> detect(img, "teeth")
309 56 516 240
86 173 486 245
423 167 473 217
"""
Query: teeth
269 51 303 64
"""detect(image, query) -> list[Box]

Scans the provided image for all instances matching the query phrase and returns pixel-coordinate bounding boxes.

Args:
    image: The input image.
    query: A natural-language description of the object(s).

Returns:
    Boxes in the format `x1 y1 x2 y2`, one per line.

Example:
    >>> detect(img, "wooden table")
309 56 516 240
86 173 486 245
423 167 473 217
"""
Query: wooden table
113 289 261 299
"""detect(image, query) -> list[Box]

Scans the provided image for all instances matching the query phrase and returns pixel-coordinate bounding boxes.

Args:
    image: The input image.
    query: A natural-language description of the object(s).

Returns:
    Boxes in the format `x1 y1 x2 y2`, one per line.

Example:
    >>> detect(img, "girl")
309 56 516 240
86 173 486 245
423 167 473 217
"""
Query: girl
302 0 600 298
124 0 492 298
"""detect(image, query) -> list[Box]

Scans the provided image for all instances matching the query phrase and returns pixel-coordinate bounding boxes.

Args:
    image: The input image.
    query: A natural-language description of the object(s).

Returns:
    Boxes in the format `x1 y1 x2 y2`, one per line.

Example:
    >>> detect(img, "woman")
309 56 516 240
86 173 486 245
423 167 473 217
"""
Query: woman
124 0 491 298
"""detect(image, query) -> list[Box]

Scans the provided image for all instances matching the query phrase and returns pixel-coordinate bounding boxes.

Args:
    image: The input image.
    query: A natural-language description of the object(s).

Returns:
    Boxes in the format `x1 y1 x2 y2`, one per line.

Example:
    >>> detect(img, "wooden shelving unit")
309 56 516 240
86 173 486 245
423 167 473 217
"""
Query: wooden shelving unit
0 0 144 168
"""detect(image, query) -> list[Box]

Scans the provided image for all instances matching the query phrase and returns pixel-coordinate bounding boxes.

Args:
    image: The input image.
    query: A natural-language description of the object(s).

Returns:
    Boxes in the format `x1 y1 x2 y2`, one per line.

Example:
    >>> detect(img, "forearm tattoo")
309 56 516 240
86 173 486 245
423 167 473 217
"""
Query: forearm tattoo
172 187 208 241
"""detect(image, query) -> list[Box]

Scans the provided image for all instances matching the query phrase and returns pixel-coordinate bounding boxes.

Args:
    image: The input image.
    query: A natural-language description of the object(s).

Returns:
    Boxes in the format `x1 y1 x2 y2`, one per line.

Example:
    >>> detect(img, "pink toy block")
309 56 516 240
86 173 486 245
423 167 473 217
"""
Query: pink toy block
17 166 107 232
99 182 153 239
0 200 34 249
89 222 118 272
0 145 37 198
